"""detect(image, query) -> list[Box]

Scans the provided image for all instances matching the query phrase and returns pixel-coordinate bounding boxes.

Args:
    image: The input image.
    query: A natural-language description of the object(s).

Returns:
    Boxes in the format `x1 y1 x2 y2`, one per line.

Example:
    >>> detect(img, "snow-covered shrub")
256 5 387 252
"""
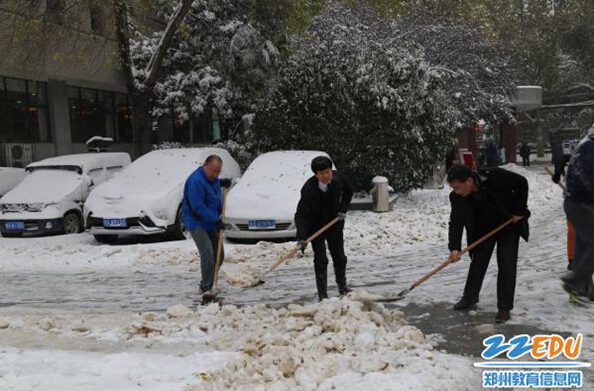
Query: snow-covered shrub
250 3 460 191
213 140 254 173
151 141 184 150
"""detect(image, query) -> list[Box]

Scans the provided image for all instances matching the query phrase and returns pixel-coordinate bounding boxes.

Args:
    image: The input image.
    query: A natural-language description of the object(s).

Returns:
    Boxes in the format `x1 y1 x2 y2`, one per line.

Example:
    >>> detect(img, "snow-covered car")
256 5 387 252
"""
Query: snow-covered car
225 150 332 242
0 167 27 199
0 153 131 237
84 148 241 243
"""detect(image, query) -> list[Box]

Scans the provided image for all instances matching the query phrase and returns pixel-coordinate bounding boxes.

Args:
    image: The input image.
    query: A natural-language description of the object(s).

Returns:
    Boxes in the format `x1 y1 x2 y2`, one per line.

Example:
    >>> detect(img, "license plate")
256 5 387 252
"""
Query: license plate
5 221 25 231
248 220 276 230
103 218 127 228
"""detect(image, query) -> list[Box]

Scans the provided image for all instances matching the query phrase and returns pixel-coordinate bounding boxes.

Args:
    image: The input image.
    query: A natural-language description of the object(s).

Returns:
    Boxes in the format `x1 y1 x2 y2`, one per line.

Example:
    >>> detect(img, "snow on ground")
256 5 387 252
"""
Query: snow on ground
1 163 588 390
0 298 478 390
0 163 556 274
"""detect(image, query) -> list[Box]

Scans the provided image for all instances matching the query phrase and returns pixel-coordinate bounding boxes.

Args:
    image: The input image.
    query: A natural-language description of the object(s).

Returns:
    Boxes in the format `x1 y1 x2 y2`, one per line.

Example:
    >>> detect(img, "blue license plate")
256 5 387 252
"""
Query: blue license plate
103 218 127 228
5 221 25 231
248 220 276 230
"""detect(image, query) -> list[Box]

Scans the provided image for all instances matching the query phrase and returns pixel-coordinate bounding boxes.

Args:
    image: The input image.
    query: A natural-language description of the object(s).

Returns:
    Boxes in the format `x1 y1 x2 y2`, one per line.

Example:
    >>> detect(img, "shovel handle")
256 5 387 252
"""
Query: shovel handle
269 217 340 272
409 217 514 290
214 187 228 286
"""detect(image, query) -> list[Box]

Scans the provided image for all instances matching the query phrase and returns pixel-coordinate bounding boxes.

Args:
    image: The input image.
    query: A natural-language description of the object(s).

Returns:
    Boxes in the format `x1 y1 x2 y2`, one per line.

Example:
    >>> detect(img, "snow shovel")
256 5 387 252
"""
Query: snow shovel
213 187 228 288
249 216 341 286
544 167 565 190
376 217 515 303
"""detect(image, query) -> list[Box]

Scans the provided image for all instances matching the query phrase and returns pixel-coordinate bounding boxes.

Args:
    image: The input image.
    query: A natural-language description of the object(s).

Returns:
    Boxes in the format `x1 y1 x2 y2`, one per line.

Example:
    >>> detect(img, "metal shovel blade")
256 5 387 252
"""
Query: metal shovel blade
374 286 412 302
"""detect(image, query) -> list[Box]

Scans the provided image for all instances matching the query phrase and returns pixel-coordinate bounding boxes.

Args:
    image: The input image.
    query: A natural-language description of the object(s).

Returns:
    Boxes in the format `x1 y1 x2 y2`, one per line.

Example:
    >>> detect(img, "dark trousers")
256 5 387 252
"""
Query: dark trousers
311 225 347 274
522 156 530 167
564 200 594 290
462 227 520 310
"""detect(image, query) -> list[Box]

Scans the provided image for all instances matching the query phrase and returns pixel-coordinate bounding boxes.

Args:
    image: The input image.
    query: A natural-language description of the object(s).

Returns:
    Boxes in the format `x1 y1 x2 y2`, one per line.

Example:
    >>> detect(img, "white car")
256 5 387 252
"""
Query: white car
0 153 131 237
225 150 331 242
84 148 241 243
0 168 27 199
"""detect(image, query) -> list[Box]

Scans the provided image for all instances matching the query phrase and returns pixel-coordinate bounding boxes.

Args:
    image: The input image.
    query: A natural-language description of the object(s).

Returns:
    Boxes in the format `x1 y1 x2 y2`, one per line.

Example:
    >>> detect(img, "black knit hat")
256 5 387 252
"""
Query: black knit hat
311 156 333 173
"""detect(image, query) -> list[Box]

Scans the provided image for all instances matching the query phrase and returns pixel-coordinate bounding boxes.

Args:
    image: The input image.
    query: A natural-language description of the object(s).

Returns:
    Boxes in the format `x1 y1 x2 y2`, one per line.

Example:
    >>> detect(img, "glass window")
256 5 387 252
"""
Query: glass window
114 93 132 142
173 113 190 143
69 86 132 143
89 3 104 35
0 76 51 143
193 110 214 143
171 108 215 144
0 79 7 139
46 0 65 25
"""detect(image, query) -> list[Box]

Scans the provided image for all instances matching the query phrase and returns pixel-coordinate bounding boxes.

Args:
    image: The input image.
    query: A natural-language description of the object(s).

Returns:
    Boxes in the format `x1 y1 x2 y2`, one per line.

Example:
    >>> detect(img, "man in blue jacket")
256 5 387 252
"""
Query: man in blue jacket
182 155 231 300
561 131 594 303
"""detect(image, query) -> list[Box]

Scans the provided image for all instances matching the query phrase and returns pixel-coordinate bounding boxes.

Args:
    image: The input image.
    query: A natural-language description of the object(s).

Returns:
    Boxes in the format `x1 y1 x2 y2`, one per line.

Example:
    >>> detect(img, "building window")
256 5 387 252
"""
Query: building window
0 76 51 143
46 0 65 25
68 86 132 143
89 2 105 35
114 93 133 142
172 108 217 144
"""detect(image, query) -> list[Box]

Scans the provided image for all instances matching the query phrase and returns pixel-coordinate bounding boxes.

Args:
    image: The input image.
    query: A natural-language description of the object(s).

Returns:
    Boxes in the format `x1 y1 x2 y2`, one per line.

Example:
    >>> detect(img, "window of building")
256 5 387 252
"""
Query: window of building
89 2 105 35
68 86 132 143
172 108 217 144
46 0 65 25
114 93 133 142
0 76 51 143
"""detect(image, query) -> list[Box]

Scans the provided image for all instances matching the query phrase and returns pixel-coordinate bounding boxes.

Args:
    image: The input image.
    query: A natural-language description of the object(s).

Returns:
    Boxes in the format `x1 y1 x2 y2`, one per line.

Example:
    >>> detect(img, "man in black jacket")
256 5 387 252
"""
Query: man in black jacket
560 132 594 302
446 164 530 323
295 156 354 301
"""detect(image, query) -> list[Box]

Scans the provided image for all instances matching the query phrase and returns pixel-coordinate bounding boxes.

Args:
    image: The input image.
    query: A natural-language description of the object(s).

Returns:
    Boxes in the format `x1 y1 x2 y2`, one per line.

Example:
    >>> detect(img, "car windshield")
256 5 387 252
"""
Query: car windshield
241 152 326 186
117 152 203 186
26 165 82 174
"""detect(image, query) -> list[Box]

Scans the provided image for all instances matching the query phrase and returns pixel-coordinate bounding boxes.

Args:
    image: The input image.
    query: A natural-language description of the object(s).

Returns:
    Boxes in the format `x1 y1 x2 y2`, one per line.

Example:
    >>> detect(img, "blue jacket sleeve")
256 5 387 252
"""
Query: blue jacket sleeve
187 180 220 223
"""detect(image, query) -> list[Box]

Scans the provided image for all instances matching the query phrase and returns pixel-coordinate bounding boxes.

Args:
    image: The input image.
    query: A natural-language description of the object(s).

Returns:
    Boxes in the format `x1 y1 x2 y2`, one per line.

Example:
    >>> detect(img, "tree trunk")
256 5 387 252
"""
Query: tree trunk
114 0 192 158
131 94 151 158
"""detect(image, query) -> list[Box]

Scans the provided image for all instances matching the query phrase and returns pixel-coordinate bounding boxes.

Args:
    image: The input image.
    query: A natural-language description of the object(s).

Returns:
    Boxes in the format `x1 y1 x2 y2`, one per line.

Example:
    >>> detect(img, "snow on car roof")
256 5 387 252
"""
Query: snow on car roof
104 148 240 191
26 153 131 174
226 150 330 220
241 150 330 181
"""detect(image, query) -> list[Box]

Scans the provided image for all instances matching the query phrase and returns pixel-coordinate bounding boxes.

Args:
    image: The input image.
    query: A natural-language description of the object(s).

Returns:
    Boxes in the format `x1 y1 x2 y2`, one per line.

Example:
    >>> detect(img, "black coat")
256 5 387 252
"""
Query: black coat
448 167 530 251
566 134 594 204
295 170 353 240
519 144 531 158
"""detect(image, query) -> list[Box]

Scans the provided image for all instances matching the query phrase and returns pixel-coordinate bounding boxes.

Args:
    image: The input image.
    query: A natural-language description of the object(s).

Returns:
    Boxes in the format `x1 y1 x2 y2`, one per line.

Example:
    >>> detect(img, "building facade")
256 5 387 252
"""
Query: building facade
0 1 219 167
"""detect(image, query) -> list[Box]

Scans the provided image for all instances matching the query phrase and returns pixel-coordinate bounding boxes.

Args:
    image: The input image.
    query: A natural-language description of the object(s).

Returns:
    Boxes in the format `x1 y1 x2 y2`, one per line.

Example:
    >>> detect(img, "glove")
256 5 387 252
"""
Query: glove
220 178 232 188
297 240 307 253
552 173 561 184
216 220 226 231
337 212 347 221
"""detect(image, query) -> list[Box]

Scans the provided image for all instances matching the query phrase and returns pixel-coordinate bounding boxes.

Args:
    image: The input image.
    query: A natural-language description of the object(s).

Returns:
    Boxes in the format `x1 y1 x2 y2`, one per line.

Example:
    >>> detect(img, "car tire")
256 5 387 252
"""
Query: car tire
1 232 23 238
93 234 118 244
63 212 82 234
169 206 188 240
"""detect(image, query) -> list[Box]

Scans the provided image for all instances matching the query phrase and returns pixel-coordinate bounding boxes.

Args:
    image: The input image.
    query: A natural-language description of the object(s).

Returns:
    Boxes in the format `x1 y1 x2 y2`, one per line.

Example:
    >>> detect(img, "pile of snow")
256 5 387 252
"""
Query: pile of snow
122 298 477 390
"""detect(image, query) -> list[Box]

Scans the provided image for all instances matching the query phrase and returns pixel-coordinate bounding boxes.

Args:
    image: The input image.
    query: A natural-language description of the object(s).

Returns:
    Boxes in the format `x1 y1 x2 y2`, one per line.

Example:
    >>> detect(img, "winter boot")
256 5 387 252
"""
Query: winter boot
315 268 328 302
334 265 352 296
495 310 511 324
453 297 478 310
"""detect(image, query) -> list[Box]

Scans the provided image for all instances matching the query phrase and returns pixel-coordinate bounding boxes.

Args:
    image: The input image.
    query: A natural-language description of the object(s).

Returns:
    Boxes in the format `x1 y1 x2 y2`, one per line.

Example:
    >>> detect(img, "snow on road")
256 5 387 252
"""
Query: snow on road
0 164 591 390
